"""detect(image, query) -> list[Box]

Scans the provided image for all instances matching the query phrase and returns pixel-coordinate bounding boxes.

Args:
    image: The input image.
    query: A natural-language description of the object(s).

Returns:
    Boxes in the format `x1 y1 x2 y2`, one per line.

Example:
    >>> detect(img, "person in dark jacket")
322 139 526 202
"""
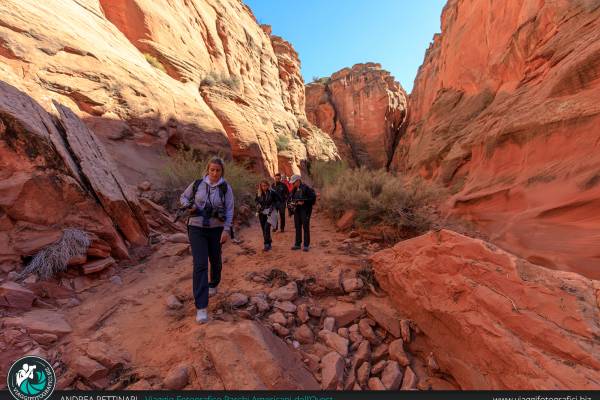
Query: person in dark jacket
271 172 289 233
288 174 316 252
255 180 282 251
180 157 234 323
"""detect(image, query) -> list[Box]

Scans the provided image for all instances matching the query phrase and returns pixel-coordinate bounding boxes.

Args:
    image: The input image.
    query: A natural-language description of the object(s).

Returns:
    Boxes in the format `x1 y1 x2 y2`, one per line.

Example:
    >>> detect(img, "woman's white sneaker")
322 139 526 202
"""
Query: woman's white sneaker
196 308 208 323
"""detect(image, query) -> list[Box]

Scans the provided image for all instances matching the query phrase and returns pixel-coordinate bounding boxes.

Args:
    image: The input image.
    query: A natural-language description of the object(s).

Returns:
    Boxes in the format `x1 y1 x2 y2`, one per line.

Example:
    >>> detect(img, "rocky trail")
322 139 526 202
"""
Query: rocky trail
1 210 457 391
2 0 600 391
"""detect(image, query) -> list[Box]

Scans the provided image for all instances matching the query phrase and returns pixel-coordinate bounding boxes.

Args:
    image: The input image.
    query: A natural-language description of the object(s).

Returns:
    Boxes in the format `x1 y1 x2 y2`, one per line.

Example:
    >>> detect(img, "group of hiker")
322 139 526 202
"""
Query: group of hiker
255 171 316 252
179 157 316 323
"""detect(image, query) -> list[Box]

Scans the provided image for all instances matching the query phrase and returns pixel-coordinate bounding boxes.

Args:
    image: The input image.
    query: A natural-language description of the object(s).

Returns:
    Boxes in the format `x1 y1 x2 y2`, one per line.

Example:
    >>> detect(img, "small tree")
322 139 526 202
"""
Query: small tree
275 135 290 151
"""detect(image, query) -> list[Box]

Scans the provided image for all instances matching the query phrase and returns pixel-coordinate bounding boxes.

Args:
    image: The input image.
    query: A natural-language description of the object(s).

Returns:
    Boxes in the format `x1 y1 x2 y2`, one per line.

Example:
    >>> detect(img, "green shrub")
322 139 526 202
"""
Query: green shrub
224 160 262 209
143 53 167 73
161 146 203 190
160 146 260 210
310 160 349 189
200 72 240 90
275 135 291 151
318 167 445 234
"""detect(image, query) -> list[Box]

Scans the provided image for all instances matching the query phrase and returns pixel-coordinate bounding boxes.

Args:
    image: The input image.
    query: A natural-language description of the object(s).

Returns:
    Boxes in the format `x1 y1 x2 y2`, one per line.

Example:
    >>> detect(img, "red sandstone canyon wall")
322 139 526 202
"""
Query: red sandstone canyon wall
306 63 407 169
393 0 600 279
0 0 338 184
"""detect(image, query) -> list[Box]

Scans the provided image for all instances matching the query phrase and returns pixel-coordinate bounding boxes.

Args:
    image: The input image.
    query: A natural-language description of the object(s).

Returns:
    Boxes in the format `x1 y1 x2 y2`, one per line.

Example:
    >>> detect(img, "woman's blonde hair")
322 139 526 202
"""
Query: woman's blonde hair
257 179 270 196
205 156 225 176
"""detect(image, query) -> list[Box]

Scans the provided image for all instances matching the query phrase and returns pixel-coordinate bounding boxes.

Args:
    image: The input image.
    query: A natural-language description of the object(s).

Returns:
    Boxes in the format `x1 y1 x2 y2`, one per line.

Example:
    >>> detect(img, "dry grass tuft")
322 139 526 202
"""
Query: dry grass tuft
160 146 261 212
316 166 446 235
21 228 90 279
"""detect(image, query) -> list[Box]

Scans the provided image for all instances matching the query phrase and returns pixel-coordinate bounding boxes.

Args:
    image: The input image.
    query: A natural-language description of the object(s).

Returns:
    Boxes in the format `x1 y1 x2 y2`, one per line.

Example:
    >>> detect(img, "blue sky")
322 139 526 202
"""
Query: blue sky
243 0 447 93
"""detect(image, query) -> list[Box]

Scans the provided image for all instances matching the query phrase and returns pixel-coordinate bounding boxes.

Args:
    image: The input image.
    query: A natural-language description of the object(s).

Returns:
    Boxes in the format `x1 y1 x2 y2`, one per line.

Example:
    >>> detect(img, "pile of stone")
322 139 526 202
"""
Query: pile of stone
217 276 442 391
305 304 423 391
0 308 73 382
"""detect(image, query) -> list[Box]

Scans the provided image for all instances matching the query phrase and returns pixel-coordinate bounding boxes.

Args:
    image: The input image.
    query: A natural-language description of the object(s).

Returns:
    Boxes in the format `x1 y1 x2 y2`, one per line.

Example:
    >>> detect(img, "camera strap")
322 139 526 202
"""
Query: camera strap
204 181 228 208
205 182 215 208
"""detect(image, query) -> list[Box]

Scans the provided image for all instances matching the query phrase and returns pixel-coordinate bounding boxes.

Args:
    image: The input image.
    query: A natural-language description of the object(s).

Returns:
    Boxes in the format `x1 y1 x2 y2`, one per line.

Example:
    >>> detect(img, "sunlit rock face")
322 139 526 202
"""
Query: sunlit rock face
306 63 407 168
371 229 600 389
306 63 407 169
0 0 338 182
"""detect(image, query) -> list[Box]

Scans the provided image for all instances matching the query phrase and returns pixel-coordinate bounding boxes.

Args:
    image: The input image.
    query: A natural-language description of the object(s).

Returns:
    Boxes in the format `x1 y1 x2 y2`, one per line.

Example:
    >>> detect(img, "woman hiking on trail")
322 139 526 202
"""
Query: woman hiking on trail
255 180 282 252
271 172 289 233
288 174 316 252
180 157 234 323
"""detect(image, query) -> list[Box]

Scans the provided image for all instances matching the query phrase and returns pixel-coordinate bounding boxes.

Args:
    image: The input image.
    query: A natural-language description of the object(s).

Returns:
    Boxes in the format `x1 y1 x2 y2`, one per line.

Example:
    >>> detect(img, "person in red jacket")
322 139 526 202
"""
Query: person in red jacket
281 173 293 193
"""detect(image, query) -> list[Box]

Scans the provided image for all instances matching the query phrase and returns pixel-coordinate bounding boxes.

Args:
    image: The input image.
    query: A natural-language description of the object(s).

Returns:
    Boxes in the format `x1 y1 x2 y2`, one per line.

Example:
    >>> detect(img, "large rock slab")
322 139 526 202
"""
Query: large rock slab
326 301 363 327
0 82 128 263
371 229 600 389
318 330 349 357
381 360 403 390
268 281 298 302
198 320 319 390
365 300 401 338
69 355 108 381
320 351 344 390
82 257 116 275
54 103 148 246
0 281 36 309
4 309 73 336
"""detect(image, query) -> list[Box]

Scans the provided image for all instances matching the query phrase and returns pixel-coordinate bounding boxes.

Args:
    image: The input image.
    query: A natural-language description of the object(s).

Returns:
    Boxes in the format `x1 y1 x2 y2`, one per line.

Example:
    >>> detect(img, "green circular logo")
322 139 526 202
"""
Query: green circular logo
7 356 56 400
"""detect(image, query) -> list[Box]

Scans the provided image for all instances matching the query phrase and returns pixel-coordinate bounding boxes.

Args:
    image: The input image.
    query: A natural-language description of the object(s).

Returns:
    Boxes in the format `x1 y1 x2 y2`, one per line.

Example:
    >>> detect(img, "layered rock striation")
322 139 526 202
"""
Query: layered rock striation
371 229 600 389
0 81 147 268
0 0 339 267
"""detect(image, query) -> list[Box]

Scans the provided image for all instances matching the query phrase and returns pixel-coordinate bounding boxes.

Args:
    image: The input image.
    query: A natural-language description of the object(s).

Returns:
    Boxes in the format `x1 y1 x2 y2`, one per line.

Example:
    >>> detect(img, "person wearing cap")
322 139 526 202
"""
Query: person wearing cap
288 174 316 251
271 172 289 233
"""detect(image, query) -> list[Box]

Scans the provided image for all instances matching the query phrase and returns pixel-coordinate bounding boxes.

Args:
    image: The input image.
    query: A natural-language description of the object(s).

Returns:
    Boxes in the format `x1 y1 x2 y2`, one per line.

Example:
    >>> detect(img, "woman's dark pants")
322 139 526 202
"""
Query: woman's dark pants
277 204 286 232
294 206 312 247
188 225 223 309
259 214 272 245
